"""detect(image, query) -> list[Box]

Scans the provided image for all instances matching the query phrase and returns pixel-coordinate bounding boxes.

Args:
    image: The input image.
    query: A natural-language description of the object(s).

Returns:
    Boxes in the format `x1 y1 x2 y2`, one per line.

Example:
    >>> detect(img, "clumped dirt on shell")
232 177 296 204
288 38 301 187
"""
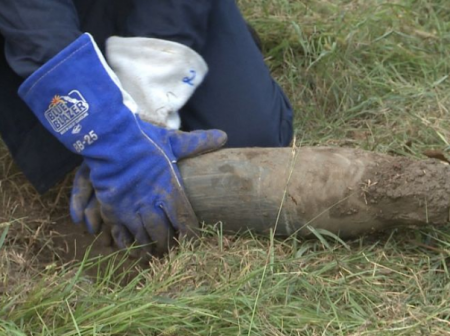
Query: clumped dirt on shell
363 154 450 226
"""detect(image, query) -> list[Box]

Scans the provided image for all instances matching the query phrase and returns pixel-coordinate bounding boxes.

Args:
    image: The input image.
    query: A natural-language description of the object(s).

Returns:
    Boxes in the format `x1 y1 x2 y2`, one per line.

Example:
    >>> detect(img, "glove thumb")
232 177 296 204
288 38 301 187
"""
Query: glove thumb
169 129 227 159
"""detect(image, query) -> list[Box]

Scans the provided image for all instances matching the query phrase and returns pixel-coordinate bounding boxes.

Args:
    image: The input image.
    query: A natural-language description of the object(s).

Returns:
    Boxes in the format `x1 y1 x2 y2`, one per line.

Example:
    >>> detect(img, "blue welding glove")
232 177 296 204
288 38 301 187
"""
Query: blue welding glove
19 33 227 256
70 35 217 242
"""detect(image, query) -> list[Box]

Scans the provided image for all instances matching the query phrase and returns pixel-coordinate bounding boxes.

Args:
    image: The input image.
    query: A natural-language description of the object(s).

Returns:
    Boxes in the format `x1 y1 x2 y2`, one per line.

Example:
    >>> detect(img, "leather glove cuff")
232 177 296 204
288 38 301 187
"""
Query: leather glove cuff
106 36 208 130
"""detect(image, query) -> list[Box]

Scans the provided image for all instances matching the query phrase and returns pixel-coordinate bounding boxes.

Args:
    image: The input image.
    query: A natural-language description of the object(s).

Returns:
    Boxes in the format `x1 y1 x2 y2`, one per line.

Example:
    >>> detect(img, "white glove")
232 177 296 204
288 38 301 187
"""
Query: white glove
106 36 208 130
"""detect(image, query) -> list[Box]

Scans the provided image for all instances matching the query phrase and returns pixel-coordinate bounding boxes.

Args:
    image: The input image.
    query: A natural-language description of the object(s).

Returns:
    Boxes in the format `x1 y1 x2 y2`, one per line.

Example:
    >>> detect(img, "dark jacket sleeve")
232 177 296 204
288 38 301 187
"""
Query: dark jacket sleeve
0 0 82 78
125 0 214 53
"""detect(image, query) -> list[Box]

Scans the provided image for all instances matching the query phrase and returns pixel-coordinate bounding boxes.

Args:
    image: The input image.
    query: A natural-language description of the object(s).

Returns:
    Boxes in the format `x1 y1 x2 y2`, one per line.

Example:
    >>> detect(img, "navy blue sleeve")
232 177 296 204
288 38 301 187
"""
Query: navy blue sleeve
125 0 214 53
0 0 82 78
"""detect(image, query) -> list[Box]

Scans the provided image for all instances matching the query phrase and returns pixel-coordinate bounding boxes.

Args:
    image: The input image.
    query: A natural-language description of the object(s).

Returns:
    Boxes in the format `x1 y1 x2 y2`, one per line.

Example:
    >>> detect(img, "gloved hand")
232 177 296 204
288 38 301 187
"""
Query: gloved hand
70 125 222 239
19 33 227 256
70 34 215 245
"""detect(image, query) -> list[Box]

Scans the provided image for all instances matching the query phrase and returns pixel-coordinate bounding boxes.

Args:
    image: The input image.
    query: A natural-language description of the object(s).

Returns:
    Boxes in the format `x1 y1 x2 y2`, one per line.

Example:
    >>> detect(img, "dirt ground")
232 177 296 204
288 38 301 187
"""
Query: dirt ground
0 146 118 284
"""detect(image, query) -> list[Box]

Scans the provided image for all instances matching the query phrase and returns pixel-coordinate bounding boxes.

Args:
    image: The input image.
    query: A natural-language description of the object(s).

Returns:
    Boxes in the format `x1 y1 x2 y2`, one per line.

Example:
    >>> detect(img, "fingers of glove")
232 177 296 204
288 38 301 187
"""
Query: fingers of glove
70 162 94 224
109 217 154 257
110 224 134 250
140 206 176 257
84 196 103 235
155 193 199 241
169 129 227 160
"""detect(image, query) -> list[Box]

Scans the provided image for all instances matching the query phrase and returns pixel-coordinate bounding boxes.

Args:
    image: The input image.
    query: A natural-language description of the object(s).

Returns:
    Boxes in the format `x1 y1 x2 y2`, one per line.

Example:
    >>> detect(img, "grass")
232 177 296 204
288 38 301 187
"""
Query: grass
3 229 450 335
1 0 450 334
245 0 450 154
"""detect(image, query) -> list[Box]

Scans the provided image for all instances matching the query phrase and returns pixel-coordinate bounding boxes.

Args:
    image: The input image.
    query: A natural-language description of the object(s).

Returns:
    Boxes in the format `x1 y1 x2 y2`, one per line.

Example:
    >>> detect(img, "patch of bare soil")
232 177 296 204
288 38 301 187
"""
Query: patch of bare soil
0 148 119 293
0 171 115 262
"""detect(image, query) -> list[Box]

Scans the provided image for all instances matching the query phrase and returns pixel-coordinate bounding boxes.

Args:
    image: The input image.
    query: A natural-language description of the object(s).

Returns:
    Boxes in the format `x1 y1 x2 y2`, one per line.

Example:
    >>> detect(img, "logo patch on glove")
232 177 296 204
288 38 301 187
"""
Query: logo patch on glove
45 90 90 134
